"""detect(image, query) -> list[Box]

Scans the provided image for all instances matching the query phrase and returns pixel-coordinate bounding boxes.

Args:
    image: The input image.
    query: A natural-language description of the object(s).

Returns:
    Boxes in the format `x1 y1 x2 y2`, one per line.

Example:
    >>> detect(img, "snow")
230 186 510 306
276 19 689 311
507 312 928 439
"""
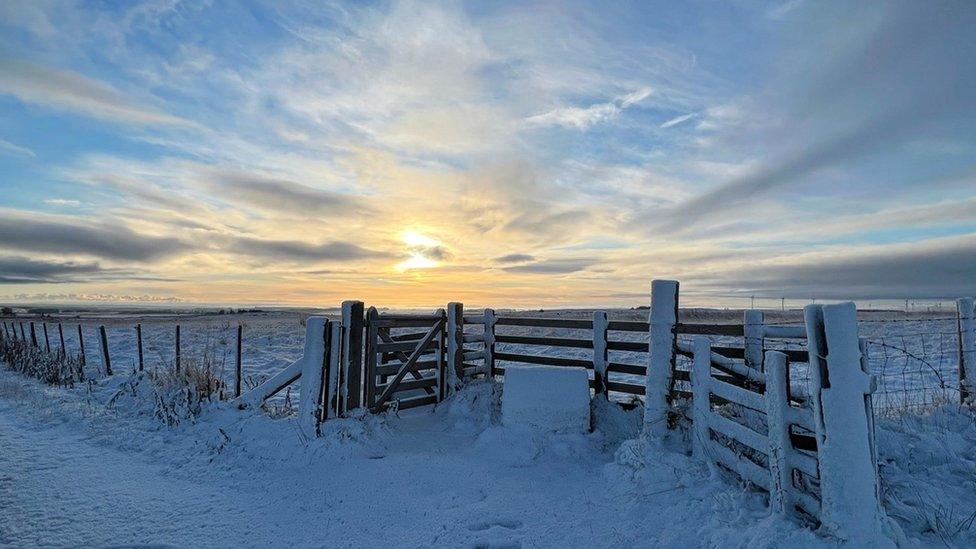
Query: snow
501 365 590 433
3 307 976 546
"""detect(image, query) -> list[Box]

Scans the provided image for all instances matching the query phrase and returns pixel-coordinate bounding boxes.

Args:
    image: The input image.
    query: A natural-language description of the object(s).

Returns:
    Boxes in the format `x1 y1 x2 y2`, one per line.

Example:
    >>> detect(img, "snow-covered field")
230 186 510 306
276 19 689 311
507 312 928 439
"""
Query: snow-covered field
2 308 974 546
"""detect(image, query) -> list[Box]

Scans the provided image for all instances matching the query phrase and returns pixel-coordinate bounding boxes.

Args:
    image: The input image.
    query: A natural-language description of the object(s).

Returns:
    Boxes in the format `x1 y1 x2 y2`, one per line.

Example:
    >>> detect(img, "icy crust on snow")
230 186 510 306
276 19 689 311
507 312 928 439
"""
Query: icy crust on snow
2 362 973 547
501 364 591 433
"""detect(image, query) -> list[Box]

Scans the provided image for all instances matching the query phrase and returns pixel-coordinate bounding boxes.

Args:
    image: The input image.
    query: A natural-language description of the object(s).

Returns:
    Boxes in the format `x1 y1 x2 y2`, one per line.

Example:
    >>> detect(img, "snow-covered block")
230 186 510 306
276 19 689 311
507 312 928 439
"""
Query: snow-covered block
501 365 590 433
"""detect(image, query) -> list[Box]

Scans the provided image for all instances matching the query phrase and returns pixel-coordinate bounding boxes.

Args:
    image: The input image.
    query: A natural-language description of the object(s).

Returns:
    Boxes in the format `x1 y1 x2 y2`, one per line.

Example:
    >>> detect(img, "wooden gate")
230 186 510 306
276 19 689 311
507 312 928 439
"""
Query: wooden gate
365 308 447 412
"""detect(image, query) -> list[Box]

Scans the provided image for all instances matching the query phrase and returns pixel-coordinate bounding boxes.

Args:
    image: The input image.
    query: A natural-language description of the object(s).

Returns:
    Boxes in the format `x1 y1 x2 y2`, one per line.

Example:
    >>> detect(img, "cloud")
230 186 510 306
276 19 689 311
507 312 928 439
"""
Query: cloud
495 253 536 263
0 57 190 126
223 236 391 263
705 234 976 299
502 257 596 274
0 256 176 284
0 211 188 261
524 87 652 130
660 113 696 129
42 198 81 207
205 170 367 218
0 138 36 158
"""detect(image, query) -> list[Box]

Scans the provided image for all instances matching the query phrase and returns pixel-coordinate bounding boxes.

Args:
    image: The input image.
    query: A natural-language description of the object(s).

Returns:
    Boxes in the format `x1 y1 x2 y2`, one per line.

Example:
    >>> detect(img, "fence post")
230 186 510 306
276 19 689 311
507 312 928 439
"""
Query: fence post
592 311 609 397
644 279 679 438
136 323 144 372
235 324 243 398
99 325 112 375
446 302 463 394
691 336 711 458
30 322 37 347
298 317 330 437
958 298 975 404
744 309 764 371
43 323 50 352
483 308 496 379
434 308 446 400
804 302 889 543
764 350 791 515
175 324 181 373
326 322 344 418
77 325 86 375
341 301 365 411
58 323 66 357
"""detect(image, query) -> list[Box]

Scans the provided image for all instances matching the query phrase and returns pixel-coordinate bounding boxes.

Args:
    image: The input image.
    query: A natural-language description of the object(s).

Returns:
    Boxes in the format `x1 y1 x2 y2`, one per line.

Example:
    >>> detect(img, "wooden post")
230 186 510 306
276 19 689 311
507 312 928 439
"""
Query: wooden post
99 325 112 375
743 309 764 371
764 350 791 515
30 322 37 347
235 324 243 398
341 301 365 410
298 317 329 437
19 322 26 342
691 336 711 458
365 307 379 408
42 323 50 353
174 324 181 373
592 311 609 397
483 308 496 379
326 322 344 418
58 323 66 357
434 308 446 401
446 302 463 394
958 298 975 404
644 279 679 438
77 324 86 373
804 302 888 543
136 323 144 372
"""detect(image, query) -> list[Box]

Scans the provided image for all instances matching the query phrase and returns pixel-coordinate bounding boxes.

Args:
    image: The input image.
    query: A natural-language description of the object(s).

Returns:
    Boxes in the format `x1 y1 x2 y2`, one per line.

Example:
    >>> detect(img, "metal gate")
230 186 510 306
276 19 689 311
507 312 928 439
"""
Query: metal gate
364 308 447 412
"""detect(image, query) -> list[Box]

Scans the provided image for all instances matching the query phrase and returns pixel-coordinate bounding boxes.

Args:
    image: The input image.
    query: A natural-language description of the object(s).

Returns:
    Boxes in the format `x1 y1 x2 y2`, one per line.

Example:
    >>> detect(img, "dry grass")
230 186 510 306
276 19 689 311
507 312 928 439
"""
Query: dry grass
0 337 83 387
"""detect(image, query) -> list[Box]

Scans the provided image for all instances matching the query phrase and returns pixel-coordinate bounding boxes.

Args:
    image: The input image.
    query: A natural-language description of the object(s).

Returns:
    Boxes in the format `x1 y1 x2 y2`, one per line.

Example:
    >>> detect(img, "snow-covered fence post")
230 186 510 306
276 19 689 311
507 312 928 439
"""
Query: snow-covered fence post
99 325 112 376
744 309 764 372
764 350 791 515
446 302 463 394
804 302 890 543
326 321 343 418
644 280 679 438
341 301 365 411
691 336 711 457
298 317 329 437
957 298 975 404
483 308 496 378
592 311 609 397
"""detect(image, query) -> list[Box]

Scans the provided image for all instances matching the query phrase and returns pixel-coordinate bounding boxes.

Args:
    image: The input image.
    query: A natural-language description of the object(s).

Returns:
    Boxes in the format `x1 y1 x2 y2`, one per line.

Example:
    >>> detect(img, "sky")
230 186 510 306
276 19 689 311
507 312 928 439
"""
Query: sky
0 0 974 308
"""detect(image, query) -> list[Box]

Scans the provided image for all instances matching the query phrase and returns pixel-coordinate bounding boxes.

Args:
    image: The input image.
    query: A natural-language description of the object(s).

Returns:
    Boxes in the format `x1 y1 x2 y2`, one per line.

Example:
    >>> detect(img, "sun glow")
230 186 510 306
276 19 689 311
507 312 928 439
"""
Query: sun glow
395 229 443 272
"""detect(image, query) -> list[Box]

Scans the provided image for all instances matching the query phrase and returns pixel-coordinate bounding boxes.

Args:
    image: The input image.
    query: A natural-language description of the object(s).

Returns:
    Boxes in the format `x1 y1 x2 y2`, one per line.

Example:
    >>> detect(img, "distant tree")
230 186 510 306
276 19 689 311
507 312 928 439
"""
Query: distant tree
1 306 12 316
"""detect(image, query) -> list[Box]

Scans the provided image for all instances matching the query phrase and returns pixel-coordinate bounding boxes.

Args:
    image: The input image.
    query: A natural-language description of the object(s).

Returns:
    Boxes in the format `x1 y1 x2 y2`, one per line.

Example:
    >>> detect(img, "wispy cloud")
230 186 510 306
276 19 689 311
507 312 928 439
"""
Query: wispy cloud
524 87 652 130
660 112 696 129
0 57 191 126
0 138 35 158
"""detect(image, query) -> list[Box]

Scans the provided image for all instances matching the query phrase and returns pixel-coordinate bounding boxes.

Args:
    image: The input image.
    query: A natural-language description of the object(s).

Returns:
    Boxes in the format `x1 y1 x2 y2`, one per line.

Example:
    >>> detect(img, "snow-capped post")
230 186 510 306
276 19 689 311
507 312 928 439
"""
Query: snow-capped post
804 302 889 543
592 311 609 397
957 298 975 404
298 317 329 437
446 302 463 394
99 325 112 376
483 308 497 378
744 310 764 372
235 324 243 398
175 324 181 373
325 321 343 418
435 308 447 400
43 323 50 353
341 301 365 411
136 323 144 372
364 307 380 407
691 336 711 457
764 350 791 515
644 279 679 438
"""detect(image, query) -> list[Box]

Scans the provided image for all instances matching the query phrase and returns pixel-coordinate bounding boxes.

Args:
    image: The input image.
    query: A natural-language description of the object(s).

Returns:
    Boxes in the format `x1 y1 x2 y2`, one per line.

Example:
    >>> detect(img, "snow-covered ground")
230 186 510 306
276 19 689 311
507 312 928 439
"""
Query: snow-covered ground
2 308 974 546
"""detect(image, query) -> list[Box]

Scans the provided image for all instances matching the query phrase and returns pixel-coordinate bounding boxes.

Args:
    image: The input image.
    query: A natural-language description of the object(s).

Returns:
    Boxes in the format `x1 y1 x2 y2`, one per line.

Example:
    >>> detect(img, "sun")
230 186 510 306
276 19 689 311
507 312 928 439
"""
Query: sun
395 229 442 272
